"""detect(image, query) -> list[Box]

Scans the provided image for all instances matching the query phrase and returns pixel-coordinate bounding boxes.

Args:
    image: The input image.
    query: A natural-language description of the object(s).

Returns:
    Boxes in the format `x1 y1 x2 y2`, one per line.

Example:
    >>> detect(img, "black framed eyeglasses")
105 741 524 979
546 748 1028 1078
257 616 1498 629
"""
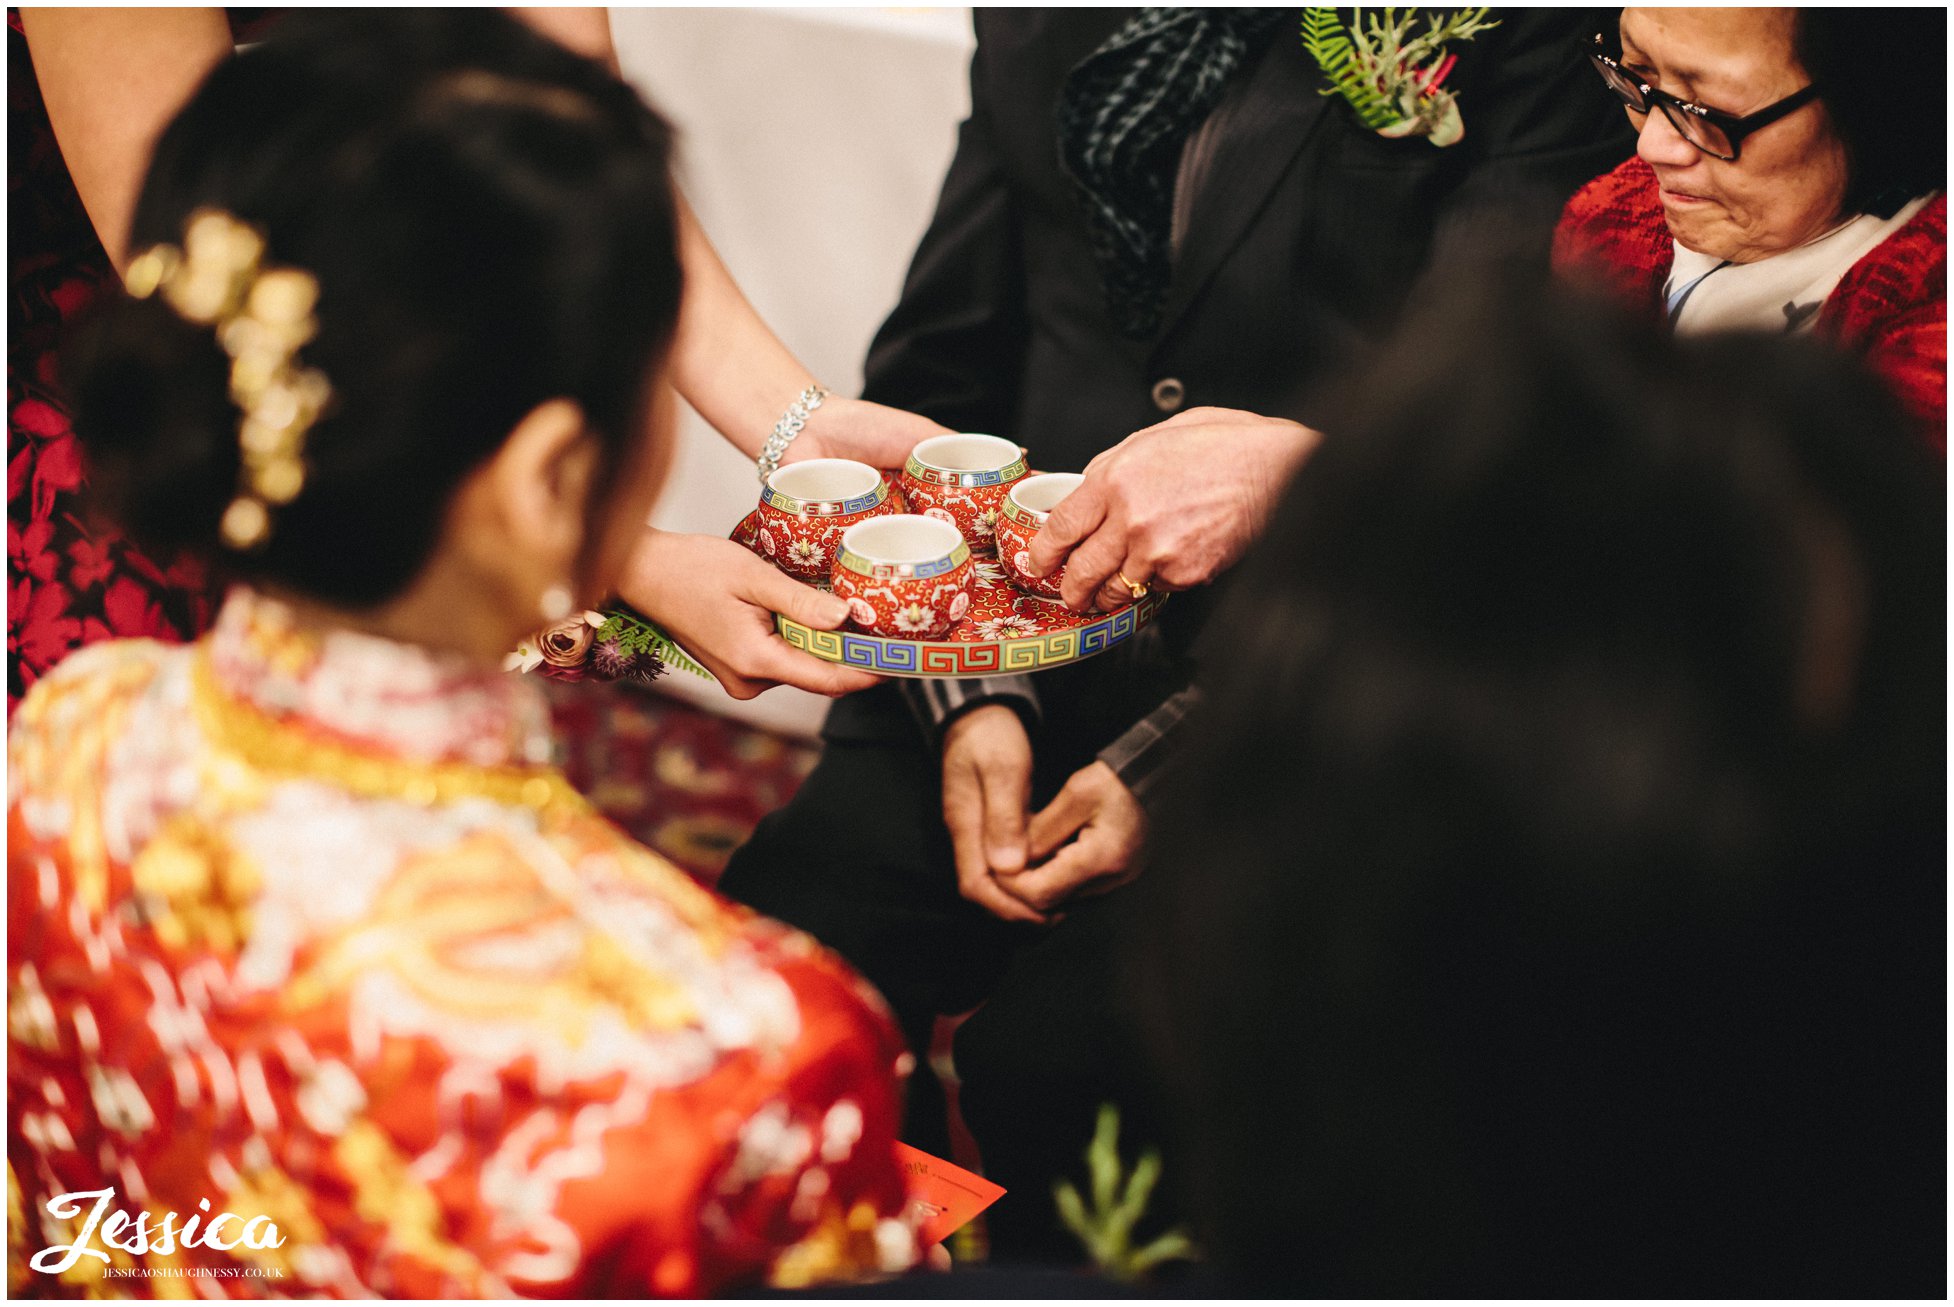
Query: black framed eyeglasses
1587 34 1821 162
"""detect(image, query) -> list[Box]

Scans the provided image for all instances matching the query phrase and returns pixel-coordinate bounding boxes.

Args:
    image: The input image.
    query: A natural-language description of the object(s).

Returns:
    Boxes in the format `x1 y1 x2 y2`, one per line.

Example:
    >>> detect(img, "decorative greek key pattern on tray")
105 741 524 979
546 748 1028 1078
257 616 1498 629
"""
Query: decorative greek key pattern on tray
777 592 1167 679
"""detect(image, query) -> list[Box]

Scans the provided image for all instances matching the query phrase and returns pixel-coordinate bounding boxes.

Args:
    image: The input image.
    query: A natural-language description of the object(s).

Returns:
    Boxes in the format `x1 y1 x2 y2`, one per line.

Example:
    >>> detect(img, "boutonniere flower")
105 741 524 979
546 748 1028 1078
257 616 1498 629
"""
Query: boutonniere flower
506 608 710 685
1302 7 1499 148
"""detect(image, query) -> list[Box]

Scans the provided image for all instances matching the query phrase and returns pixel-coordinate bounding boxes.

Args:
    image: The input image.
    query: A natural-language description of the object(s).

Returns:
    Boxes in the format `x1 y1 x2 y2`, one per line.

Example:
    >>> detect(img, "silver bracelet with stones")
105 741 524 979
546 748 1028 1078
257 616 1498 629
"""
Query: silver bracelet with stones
755 383 830 484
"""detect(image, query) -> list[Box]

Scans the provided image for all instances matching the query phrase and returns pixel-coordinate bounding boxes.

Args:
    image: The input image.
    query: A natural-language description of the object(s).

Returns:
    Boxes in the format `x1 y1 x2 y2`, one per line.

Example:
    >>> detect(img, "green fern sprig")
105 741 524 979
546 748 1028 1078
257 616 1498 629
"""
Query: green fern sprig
1302 8 1398 128
595 611 710 679
1054 1105 1198 1284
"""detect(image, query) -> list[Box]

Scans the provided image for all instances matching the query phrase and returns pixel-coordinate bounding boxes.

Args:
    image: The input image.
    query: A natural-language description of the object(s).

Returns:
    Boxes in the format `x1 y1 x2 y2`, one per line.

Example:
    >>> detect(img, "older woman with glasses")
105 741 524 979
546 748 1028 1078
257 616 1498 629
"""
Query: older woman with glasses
1554 8 1945 447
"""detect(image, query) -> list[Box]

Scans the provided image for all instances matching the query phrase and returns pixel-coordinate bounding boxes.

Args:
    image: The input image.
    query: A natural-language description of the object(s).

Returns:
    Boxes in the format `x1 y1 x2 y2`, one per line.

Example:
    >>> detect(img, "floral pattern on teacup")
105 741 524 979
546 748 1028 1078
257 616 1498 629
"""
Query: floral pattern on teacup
893 603 938 635
830 565 974 641
898 478 1019 556
755 476 903 584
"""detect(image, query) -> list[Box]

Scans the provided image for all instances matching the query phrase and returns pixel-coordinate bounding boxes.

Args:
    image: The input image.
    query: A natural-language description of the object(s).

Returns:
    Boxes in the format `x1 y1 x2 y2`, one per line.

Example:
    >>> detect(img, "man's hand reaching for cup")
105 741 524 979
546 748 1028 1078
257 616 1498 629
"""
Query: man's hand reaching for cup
1028 406 1320 612
617 528 883 700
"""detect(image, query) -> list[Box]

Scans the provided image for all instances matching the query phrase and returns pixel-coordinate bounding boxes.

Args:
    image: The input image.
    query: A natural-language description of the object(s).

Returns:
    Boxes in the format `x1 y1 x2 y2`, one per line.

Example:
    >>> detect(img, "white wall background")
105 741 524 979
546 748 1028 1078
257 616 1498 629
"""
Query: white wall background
611 7 976 736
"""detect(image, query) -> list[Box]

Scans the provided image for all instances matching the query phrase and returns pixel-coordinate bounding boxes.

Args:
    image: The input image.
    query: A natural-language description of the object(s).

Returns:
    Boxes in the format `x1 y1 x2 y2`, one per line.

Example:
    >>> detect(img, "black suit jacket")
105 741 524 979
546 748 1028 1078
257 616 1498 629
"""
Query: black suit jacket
830 8 1635 747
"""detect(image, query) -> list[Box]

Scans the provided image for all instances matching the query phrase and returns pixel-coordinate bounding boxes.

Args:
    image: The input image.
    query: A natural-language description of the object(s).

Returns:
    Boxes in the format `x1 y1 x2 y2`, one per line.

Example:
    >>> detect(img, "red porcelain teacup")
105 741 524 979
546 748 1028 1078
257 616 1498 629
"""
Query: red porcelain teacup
754 458 900 584
898 433 1028 556
995 472 1084 601
830 514 974 640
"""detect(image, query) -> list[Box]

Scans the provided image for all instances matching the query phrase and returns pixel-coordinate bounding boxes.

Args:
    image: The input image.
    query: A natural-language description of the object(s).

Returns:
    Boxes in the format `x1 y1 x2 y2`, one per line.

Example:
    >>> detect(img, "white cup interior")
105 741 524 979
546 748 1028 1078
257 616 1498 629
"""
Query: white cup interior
768 458 881 503
1009 472 1083 516
911 433 1022 473
843 513 964 563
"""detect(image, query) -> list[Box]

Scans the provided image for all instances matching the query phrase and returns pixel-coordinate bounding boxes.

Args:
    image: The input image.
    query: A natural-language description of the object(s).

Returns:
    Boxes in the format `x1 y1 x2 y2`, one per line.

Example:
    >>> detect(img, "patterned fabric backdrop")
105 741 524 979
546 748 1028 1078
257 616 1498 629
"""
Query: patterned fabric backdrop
543 679 818 888
7 19 221 715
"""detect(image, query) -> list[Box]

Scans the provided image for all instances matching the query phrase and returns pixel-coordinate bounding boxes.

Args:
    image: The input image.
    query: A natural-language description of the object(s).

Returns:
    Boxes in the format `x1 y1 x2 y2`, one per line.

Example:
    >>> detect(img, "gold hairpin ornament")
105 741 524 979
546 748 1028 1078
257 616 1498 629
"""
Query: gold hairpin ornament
124 209 332 551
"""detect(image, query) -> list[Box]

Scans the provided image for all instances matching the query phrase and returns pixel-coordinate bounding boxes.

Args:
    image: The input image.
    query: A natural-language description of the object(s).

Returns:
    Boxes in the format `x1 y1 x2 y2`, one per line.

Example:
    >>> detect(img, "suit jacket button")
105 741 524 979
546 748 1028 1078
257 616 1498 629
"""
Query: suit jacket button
1150 377 1186 413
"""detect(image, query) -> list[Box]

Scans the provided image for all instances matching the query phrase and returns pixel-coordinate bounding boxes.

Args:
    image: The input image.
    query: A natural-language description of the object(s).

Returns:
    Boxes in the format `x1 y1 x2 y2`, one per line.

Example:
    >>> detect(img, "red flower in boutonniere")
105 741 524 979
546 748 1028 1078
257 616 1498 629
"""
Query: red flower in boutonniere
1302 8 1499 148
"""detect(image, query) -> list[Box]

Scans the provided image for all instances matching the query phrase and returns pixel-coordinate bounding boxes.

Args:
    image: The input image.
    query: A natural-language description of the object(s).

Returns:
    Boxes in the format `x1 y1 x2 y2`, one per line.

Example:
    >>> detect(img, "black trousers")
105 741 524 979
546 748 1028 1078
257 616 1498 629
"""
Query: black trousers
719 685 1176 1264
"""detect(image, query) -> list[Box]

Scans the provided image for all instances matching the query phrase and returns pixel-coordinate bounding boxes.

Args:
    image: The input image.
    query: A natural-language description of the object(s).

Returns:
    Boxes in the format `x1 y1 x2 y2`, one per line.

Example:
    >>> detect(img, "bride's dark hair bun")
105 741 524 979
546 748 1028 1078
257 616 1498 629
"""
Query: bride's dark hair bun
64 9 682 606
67 294 240 552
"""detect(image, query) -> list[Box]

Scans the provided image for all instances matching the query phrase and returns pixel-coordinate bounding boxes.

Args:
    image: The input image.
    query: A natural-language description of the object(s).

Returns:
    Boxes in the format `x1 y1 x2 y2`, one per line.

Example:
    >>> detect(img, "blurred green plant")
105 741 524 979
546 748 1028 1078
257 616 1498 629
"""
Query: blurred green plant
1053 1104 1197 1284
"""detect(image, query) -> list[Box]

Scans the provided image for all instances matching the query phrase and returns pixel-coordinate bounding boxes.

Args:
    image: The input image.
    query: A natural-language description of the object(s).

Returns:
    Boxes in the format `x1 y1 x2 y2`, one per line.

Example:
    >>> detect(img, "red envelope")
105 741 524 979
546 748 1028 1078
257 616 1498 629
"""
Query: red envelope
894 1142 1006 1247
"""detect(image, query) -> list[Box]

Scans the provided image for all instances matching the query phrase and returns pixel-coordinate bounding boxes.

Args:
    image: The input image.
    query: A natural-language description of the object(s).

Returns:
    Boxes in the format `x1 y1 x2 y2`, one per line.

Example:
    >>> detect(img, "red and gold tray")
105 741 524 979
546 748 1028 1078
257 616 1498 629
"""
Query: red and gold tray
733 511 1166 679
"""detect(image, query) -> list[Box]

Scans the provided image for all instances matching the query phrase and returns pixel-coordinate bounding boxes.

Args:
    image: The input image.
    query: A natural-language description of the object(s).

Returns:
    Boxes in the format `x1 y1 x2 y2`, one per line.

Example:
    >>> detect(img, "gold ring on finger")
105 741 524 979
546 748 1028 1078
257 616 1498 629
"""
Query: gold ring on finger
1116 569 1150 601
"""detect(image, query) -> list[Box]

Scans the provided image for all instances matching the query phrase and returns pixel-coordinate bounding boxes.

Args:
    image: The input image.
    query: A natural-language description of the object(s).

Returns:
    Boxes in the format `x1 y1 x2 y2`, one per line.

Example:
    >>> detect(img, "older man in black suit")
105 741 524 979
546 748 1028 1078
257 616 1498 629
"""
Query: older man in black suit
722 8 1634 1260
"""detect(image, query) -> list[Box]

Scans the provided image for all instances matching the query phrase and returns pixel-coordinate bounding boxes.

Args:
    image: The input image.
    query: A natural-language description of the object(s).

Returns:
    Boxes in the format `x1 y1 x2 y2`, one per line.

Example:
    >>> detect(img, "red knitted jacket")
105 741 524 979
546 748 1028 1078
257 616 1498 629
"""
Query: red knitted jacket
1553 157 1947 451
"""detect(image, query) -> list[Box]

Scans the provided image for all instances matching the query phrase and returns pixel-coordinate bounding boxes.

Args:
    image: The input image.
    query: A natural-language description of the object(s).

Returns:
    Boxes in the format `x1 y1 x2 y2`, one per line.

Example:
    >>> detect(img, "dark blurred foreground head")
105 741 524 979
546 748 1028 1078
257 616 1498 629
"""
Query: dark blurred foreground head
1130 267 1945 1297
